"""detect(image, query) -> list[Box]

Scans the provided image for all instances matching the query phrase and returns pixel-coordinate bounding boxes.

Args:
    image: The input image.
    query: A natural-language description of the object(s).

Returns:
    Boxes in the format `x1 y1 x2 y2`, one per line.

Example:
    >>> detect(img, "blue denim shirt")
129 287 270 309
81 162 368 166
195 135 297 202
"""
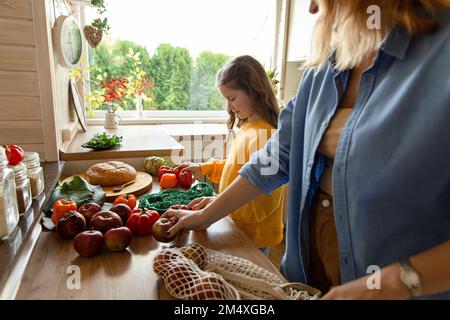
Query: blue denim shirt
239 11 450 299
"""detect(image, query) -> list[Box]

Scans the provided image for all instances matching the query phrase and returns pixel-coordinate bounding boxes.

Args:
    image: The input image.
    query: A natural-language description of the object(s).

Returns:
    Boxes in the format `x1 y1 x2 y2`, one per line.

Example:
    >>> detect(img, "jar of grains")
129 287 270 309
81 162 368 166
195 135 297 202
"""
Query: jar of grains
0 146 20 240
23 152 44 199
11 162 32 215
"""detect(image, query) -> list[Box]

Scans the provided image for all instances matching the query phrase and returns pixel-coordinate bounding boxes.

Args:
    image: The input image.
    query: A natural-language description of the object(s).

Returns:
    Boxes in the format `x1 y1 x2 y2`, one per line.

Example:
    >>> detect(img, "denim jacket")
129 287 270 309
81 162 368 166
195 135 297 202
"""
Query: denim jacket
240 10 450 299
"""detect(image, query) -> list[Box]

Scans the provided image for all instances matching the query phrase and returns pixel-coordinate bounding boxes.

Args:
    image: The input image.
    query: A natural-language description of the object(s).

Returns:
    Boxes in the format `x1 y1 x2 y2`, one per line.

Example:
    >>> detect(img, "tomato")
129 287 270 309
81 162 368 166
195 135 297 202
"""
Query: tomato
126 208 160 236
173 166 182 179
157 166 173 180
113 194 137 209
160 173 177 189
51 199 77 225
178 171 193 189
4 144 24 166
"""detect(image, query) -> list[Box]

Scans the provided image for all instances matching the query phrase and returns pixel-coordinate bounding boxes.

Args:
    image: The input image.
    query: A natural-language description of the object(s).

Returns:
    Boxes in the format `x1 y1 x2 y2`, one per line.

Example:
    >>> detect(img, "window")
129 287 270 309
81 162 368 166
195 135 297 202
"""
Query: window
82 0 279 119
287 0 318 62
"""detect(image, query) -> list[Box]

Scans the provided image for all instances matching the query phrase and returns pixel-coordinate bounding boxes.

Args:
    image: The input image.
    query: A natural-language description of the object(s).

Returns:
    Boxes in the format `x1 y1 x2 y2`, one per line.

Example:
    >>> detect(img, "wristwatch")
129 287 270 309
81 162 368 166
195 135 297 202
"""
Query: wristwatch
399 258 423 297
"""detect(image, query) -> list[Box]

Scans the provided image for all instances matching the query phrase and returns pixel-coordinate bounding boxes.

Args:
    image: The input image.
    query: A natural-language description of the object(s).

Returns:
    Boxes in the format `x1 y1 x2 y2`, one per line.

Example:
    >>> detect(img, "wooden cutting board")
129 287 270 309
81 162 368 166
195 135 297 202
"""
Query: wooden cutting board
62 171 153 201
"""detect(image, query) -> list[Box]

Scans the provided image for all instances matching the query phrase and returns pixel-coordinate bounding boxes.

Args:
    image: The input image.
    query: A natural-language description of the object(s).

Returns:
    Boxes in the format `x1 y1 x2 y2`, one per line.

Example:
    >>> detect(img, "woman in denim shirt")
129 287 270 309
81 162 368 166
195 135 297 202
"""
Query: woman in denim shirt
164 0 450 299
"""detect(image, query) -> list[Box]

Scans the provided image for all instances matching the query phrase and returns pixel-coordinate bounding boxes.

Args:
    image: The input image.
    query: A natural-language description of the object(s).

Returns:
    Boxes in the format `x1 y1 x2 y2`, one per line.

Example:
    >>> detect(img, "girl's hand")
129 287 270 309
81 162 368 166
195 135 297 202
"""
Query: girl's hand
187 196 216 210
177 162 202 180
161 208 212 237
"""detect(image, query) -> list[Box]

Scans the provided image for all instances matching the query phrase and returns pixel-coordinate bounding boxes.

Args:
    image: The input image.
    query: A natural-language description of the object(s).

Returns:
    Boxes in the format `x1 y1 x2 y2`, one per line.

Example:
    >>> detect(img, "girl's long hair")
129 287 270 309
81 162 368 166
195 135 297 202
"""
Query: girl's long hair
216 55 280 130
306 0 450 70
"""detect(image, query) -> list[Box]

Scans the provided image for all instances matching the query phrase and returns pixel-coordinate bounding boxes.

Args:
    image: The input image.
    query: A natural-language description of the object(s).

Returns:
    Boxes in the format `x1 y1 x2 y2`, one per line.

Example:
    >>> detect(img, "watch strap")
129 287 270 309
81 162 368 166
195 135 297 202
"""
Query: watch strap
399 258 423 297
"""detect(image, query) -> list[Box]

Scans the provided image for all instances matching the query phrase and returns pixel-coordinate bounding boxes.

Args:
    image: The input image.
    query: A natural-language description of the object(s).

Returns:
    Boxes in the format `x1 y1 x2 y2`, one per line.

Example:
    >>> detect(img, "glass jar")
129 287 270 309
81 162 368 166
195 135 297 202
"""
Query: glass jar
11 162 32 215
23 152 44 199
0 146 20 240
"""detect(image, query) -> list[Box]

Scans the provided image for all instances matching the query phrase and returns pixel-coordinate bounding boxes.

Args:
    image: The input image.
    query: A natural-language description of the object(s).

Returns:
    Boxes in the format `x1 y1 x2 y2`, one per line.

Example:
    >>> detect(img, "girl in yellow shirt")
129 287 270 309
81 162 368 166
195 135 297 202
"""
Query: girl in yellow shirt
174 55 286 252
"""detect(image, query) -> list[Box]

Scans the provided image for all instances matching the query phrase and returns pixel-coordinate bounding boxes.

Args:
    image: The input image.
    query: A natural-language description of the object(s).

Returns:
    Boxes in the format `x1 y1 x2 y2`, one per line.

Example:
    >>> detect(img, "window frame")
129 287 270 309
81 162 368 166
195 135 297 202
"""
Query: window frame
80 0 285 124
87 110 229 125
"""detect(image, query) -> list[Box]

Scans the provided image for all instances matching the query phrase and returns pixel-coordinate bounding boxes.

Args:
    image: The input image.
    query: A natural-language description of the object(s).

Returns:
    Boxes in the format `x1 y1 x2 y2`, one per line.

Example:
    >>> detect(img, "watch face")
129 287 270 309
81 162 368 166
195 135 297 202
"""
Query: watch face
61 17 82 65
404 271 420 286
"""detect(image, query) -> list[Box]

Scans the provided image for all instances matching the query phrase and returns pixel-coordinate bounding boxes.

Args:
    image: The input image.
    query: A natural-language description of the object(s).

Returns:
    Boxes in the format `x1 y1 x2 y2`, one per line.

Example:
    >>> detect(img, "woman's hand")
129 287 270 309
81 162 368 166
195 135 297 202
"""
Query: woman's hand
187 196 216 210
321 263 410 300
177 162 202 180
161 208 212 237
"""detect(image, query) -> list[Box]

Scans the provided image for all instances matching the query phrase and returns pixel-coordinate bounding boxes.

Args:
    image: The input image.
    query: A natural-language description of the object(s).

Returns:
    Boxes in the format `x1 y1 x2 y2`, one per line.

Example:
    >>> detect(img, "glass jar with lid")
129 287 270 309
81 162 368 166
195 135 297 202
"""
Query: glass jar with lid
11 162 32 215
23 152 44 199
0 146 20 240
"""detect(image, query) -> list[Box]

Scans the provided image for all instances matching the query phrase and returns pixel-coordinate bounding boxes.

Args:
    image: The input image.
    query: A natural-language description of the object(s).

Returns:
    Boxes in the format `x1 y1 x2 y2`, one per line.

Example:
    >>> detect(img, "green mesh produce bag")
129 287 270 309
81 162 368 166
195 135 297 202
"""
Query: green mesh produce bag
139 182 216 213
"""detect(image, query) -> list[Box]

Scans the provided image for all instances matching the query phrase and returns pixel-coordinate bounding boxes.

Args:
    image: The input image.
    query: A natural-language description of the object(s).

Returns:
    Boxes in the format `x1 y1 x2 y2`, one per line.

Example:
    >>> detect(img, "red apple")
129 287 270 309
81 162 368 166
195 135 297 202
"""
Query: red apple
109 203 132 225
90 211 122 234
180 244 207 269
73 230 104 257
191 275 228 299
152 218 178 243
56 211 86 239
78 202 102 225
104 227 132 251
167 264 193 292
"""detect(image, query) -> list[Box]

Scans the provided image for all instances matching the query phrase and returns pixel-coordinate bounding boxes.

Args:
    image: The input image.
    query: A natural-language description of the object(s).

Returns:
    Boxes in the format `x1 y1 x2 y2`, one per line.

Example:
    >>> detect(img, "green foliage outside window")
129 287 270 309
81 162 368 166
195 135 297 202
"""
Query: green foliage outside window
88 40 231 112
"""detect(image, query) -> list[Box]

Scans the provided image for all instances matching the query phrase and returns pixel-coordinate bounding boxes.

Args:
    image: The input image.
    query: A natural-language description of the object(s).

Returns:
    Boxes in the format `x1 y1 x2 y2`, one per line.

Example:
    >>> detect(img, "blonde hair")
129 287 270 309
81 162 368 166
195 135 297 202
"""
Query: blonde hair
306 0 450 70
216 55 280 130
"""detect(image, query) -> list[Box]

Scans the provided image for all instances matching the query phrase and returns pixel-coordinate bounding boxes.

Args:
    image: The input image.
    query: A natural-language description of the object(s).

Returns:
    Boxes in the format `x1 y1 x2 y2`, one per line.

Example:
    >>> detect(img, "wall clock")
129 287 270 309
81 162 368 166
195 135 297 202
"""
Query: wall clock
52 15 83 68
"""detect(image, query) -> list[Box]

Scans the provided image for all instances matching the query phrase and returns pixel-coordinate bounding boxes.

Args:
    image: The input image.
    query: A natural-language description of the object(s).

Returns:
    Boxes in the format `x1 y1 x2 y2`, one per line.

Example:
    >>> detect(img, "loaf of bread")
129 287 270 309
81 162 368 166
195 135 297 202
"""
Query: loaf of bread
85 161 137 187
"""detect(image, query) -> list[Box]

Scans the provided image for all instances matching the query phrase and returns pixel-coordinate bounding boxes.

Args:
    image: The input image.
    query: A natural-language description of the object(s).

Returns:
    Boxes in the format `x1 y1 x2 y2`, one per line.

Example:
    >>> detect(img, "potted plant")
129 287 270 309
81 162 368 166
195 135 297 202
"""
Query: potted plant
267 68 284 108
84 0 110 48
100 77 129 129
69 52 154 121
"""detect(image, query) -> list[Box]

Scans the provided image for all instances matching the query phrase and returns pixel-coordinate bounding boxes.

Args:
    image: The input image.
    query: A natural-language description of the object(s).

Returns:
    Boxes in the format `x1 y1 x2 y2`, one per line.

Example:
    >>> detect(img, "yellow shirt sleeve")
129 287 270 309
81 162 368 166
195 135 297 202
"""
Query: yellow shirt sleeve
200 158 226 184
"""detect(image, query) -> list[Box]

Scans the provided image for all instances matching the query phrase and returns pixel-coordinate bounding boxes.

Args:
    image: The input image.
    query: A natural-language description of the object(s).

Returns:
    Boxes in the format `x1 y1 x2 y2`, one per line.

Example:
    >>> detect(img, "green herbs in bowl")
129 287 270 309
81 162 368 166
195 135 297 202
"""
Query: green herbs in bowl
81 132 123 150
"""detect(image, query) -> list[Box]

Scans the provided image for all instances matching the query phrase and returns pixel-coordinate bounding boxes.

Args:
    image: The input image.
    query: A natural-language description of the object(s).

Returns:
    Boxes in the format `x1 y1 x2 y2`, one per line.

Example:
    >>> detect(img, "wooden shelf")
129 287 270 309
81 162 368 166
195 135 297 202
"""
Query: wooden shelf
60 125 184 161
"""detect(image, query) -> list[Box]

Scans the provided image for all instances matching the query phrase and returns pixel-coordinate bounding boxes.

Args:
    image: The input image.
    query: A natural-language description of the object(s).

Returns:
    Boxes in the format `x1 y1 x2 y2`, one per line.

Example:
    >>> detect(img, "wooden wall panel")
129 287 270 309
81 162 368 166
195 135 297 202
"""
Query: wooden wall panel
0 96 42 120
19 143 45 160
32 0 62 161
0 0 33 20
0 45 37 71
0 120 44 144
0 18 35 46
0 71 39 96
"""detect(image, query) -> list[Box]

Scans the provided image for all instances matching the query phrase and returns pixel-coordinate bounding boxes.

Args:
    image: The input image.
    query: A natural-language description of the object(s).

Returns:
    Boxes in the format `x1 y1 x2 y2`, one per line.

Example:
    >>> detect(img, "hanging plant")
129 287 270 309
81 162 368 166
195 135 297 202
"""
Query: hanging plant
84 0 110 48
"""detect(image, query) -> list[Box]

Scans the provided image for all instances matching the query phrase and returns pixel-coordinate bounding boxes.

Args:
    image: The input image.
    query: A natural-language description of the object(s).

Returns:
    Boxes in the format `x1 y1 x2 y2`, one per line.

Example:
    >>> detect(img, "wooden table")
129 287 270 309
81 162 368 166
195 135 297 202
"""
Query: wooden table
15 181 286 299
60 125 184 161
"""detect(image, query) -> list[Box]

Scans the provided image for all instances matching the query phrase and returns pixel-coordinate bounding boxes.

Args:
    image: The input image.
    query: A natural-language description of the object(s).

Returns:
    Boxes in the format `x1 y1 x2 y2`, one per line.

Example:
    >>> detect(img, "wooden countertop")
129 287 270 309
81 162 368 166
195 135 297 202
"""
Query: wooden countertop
60 126 184 161
15 181 286 300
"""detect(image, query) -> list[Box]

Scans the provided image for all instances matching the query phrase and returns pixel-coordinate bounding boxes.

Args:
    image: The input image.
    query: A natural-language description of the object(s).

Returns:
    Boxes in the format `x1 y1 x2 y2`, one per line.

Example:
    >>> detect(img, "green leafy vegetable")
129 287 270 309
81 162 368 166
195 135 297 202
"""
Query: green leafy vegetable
139 182 215 214
81 132 123 150
43 176 106 218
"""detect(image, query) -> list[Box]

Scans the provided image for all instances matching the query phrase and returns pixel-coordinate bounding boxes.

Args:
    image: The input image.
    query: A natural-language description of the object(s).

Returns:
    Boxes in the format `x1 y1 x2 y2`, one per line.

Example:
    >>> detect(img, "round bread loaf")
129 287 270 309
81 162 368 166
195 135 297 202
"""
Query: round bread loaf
85 161 137 187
